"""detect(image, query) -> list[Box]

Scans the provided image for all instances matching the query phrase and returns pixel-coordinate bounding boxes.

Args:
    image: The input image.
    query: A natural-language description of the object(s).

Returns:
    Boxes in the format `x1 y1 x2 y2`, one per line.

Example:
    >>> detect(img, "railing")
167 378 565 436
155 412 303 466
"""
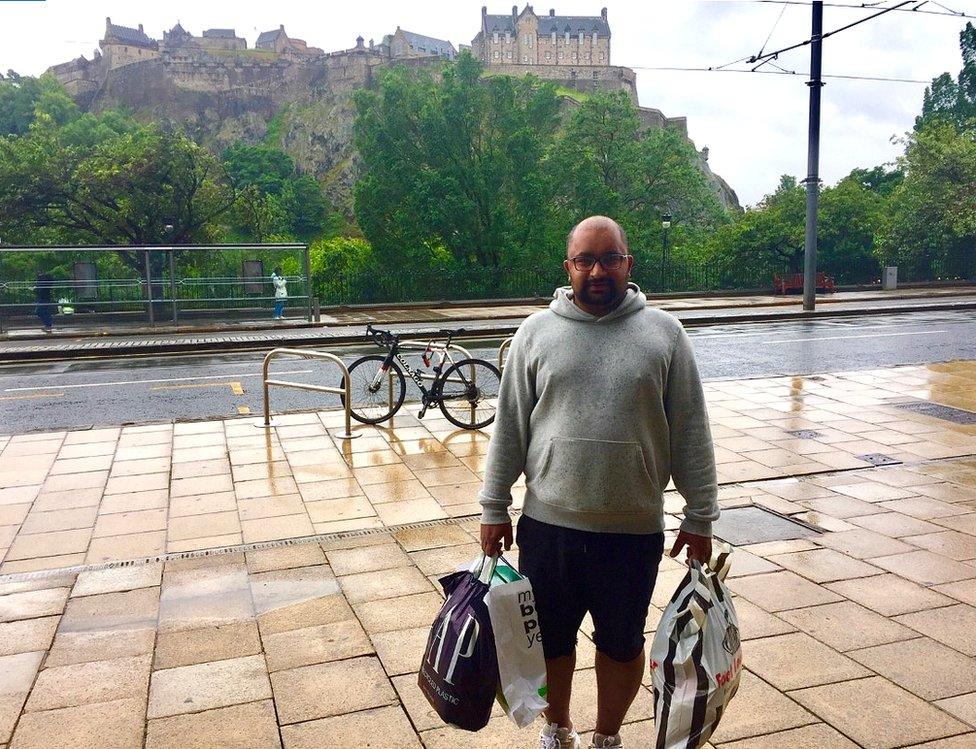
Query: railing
261 348 359 440
497 336 514 372
0 244 312 329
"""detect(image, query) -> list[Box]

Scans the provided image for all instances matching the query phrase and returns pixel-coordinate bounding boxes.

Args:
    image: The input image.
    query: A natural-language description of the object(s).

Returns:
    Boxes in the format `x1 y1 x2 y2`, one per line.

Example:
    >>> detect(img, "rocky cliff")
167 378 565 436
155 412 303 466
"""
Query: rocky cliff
55 48 740 215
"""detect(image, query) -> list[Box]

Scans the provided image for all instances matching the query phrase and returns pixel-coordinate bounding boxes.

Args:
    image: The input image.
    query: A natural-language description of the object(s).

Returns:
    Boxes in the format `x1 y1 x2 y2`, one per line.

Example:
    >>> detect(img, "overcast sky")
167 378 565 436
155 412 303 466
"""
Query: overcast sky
1 0 971 205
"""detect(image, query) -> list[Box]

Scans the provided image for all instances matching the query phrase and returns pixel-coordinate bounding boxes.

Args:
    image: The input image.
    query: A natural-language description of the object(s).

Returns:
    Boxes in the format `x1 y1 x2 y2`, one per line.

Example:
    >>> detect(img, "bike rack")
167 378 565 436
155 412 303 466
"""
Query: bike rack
260 348 359 440
498 336 515 372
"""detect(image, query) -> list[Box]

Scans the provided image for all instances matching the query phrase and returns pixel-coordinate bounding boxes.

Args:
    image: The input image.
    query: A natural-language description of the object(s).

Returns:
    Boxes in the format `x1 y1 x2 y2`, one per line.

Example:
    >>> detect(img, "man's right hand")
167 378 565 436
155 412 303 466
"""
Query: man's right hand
481 522 513 556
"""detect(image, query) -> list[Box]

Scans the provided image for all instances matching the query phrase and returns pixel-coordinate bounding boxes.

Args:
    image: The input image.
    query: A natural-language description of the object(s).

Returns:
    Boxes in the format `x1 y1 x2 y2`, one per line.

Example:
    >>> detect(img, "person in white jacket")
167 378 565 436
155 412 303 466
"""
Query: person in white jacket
271 268 288 320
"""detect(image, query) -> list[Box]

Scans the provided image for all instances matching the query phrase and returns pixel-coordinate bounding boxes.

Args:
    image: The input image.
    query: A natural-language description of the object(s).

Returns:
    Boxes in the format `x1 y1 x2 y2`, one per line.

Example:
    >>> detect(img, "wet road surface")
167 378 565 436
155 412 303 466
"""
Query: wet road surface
3 309 976 433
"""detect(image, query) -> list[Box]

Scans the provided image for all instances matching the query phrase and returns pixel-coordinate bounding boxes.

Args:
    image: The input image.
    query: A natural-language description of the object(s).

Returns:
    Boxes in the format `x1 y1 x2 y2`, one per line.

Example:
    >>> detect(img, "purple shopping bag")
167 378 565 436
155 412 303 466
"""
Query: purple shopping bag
418 566 499 731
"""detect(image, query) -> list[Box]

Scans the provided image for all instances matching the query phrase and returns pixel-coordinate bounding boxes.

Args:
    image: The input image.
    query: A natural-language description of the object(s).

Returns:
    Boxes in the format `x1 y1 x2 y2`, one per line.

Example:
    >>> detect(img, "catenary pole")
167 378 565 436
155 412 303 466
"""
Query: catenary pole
802 1 824 311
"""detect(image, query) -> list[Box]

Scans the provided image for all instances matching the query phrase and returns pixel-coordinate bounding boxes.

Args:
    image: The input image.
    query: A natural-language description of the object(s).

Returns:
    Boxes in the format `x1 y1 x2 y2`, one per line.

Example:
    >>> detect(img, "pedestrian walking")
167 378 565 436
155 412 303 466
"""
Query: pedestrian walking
271 267 287 320
479 216 719 749
34 273 56 333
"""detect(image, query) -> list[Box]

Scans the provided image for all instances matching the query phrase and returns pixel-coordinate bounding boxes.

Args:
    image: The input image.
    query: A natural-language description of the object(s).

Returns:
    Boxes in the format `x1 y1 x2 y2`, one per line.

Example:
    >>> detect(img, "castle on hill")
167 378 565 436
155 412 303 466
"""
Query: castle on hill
44 7 739 210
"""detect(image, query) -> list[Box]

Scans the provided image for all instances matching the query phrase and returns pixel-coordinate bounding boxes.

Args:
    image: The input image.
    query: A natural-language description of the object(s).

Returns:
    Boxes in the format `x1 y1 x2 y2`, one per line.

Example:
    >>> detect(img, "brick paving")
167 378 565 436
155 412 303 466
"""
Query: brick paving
1 361 976 747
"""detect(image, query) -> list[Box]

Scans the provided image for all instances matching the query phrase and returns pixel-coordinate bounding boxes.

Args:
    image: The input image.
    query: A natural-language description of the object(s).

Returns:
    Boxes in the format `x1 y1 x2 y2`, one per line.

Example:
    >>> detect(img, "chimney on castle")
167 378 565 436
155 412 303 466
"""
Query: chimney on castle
138 24 144 33
369 38 374 49
601 7 607 19
549 8 555 16
356 35 364 49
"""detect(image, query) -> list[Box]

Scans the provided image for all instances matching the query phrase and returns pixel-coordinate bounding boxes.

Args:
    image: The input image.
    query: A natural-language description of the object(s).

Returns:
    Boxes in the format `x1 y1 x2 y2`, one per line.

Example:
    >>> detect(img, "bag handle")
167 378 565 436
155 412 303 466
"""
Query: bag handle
475 553 499 584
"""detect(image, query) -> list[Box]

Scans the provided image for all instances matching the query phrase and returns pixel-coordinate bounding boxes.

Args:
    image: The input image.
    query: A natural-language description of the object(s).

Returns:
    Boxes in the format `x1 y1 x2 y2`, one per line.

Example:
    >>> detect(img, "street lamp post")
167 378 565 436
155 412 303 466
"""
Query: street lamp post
661 214 672 292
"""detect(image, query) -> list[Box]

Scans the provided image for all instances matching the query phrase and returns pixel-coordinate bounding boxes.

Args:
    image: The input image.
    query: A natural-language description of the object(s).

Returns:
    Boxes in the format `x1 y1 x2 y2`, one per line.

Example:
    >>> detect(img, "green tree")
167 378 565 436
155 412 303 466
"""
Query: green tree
353 53 563 274
877 120 976 279
548 91 726 287
0 73 77 136
917 22 976 129
221 142 329 240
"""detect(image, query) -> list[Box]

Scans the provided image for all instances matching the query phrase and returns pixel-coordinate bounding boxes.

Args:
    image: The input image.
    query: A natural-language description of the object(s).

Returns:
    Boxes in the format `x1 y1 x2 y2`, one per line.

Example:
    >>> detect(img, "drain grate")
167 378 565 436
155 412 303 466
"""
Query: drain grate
857 453 902 467
0 510 499 584
787 429 823 439
713 505 821 546
894 401 976 425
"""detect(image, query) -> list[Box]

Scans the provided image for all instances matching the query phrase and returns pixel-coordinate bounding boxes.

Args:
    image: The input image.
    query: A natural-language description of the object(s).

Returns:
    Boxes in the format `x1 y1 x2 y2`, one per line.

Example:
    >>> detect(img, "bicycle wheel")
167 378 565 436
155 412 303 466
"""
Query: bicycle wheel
341 355 406 424
437 358 501 430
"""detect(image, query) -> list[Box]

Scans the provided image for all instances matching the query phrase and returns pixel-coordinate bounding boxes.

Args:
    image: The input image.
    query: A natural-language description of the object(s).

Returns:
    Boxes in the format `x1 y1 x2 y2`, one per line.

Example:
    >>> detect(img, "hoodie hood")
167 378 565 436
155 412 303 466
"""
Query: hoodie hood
549 282 647 322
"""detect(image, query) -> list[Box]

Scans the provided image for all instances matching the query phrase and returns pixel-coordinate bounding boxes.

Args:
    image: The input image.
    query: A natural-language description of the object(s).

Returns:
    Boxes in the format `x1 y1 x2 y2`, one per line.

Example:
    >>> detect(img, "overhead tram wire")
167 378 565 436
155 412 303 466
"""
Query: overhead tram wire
746 0 921 67
624 64 932 83
753 0 976 20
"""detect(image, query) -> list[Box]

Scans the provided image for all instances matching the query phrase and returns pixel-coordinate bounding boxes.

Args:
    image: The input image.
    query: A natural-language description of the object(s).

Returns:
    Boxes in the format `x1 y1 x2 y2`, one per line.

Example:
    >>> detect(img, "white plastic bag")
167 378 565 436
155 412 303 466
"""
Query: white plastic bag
650 546 742 749
485 565 547 727
464 555 548 727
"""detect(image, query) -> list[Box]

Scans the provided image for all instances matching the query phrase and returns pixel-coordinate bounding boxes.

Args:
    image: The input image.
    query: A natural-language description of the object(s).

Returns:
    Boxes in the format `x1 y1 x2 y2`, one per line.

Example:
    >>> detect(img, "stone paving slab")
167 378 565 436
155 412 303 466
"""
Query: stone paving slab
0 361 975 745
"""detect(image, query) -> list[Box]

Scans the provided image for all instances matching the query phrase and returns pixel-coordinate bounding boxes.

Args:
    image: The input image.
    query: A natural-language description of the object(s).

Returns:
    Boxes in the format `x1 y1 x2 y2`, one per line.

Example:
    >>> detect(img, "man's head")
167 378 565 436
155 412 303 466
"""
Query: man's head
564 215 633 315
273 267 282 276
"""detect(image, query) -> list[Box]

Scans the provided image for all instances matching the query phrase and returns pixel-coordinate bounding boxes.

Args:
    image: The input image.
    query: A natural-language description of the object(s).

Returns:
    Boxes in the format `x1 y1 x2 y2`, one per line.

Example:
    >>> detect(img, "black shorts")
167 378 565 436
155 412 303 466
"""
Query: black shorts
516 514 665 663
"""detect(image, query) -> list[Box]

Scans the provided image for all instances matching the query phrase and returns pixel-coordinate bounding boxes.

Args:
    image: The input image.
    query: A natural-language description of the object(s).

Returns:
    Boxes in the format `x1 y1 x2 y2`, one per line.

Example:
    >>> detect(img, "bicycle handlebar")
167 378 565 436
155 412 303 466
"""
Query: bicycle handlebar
365 323 466 349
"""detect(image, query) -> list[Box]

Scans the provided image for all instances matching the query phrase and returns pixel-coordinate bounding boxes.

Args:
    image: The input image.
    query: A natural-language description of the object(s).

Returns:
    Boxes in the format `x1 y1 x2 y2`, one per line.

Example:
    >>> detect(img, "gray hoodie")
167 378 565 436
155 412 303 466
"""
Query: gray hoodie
478 283 719 536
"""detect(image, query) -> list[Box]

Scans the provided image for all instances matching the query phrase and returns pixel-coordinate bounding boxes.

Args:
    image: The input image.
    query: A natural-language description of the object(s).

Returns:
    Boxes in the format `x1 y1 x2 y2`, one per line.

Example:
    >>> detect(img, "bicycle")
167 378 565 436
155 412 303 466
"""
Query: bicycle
341 323 502 429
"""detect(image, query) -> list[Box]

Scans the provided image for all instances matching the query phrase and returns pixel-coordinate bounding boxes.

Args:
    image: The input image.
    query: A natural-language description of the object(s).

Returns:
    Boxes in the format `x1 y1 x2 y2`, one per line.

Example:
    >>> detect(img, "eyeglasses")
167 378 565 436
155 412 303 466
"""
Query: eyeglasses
569 253 628 272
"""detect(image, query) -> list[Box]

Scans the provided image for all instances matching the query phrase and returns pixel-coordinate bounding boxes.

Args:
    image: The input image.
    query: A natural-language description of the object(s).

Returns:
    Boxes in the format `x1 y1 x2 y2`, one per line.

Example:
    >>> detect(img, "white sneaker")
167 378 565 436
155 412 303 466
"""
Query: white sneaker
539 722 581 749
590 733 622 748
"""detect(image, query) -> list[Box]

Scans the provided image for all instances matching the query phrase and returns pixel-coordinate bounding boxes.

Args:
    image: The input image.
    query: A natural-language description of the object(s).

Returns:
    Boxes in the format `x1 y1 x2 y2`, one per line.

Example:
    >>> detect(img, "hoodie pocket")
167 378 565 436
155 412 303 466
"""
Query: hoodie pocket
533 437 658 515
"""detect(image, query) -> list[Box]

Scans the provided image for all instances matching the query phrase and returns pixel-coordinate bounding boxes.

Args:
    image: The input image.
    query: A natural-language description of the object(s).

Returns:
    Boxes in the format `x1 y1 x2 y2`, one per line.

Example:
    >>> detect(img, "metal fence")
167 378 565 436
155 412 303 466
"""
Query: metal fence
313 253 975 307
0 244 311 330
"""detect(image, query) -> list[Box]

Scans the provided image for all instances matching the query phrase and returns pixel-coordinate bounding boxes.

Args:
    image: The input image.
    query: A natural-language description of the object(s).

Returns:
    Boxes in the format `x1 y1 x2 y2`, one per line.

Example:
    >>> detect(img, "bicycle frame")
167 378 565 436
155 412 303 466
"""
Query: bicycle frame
368 339 461 400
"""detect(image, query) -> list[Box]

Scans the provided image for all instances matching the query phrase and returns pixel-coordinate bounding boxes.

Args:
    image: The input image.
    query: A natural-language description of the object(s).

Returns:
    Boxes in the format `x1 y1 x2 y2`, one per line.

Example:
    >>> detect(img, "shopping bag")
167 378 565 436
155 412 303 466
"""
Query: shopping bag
483 556 548 727
418 558 499 732
650 546 742 749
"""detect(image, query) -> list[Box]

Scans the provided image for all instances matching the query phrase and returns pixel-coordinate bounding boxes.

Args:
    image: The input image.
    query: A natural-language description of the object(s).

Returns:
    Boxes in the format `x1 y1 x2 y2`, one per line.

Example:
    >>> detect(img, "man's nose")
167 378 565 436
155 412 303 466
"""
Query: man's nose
588 260 608 278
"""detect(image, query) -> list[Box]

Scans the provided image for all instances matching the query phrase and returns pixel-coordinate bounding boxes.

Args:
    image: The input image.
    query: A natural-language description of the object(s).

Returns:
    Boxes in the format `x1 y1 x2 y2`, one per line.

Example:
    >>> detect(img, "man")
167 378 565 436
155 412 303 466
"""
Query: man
479 216 718 749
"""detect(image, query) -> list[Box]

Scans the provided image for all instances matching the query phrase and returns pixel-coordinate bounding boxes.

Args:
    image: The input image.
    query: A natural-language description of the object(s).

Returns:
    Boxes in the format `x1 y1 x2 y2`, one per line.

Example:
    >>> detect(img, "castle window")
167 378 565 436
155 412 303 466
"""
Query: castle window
493 50 499 59
578 32 584 44
526 34 533 47
551 31 556 45
572 52 577 61
545 51 551 60
593 31 598 45
557 51 563 59
599 52 604 62
523 55 528 62
493 32 499 43
505 32 511 43
564 32 570 44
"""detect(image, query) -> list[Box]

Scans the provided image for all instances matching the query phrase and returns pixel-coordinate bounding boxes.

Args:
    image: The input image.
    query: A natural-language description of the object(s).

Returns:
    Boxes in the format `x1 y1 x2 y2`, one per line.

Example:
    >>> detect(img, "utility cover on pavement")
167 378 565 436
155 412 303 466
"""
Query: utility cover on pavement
894 401 976 425
787 429 823 439
713 506 821 546
857 453 901 467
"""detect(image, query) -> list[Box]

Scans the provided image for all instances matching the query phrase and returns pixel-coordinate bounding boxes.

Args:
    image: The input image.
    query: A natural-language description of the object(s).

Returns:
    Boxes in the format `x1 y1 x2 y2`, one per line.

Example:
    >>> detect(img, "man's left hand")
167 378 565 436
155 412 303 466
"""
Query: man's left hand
669 531 712 565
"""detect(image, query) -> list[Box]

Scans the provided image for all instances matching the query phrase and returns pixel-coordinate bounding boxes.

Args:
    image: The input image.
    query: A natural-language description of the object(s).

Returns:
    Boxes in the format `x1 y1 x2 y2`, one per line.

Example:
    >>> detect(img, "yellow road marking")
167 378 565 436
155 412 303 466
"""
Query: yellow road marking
237 406 251 415
151 381 236 391
230 382 244 396
0 391 64 401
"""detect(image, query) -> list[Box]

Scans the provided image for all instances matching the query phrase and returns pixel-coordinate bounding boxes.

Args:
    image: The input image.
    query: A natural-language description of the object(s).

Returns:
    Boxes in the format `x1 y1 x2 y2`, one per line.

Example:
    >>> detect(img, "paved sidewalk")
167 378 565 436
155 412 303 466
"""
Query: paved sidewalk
3 287 976 362
1 362 976 746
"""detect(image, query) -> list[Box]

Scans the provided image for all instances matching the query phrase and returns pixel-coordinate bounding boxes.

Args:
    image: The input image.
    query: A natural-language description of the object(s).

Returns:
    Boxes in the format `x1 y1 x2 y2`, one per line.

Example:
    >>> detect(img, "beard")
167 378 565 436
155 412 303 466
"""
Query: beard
577 277 624 308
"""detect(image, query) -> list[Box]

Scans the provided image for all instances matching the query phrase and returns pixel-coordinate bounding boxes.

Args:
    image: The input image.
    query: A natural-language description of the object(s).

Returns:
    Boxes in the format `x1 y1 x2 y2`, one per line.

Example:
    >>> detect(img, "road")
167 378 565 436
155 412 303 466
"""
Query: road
3 309 976 433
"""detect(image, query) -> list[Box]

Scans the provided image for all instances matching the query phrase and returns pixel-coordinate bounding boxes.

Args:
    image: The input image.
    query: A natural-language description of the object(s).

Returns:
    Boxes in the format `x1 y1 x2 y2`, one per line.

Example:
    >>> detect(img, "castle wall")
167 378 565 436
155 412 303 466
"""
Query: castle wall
102 42 160 70
485 62 636 103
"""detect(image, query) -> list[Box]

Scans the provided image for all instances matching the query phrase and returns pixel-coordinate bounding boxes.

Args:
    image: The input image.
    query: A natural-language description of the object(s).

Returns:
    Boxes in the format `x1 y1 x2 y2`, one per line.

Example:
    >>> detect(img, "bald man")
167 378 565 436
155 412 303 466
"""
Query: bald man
479 216 719 749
